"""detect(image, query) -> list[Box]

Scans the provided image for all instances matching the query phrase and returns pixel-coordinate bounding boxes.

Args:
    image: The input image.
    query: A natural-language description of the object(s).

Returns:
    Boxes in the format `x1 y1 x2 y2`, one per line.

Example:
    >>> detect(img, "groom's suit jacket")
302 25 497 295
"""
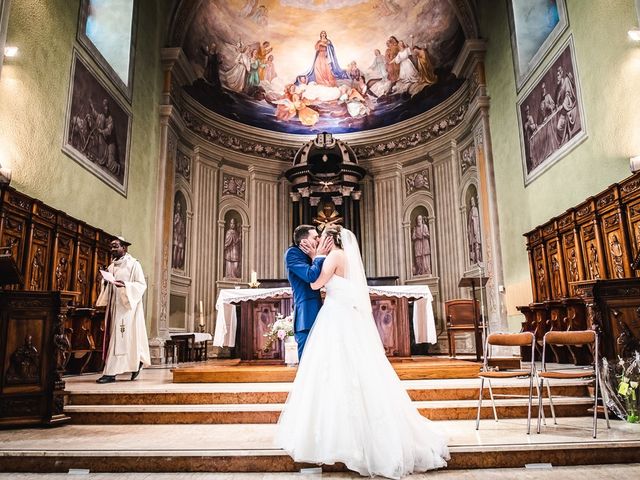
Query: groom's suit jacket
285 246 326 332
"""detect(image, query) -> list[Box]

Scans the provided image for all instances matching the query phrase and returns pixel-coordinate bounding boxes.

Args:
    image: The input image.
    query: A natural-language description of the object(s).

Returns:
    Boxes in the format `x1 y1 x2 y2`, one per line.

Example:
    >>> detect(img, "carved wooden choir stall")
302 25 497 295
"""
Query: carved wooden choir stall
518 172 640 362
0 186 117 427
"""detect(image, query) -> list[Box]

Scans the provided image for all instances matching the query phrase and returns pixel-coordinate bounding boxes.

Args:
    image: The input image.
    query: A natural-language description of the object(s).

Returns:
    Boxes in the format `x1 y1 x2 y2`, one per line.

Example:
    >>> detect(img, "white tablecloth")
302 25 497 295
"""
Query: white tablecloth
170 332 212 343
213 285 436 347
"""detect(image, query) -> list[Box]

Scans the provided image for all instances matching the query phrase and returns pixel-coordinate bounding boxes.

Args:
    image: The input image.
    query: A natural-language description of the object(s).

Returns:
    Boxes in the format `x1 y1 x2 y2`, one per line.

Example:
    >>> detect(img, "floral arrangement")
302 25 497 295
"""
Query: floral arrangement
601 352 640 423
263 313 294 351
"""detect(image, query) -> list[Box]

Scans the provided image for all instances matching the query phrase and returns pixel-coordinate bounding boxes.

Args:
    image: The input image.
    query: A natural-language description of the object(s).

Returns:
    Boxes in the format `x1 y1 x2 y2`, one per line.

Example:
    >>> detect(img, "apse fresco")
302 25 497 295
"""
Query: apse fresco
182 0 465 134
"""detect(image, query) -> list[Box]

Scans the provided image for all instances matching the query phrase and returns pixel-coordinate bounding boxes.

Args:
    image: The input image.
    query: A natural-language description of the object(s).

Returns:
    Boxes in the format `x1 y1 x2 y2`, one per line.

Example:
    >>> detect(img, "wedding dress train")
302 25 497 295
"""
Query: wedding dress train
276 230 449 479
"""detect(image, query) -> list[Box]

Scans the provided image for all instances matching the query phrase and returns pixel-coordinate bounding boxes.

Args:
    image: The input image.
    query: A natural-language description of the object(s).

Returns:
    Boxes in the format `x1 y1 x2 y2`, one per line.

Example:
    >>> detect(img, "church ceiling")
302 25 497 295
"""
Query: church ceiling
179 0 466 135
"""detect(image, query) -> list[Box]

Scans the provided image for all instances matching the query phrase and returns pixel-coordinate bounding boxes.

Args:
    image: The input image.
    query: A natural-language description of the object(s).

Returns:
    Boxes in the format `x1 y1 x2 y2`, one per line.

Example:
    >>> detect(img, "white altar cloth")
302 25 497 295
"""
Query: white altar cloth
169 332 212 343
213 285 436 348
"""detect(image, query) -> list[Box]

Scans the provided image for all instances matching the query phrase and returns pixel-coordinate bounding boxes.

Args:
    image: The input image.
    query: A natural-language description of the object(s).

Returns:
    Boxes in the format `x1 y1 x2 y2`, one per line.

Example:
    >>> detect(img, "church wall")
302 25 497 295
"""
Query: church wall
0 0 171 327
479 0 640 330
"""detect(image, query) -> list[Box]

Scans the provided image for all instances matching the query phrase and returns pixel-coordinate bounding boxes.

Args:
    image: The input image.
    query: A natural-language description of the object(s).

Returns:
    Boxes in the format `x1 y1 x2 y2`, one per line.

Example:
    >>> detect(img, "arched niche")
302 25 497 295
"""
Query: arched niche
402 195 436 280
218 201 250 283
460 183 482 269
171 190 189 272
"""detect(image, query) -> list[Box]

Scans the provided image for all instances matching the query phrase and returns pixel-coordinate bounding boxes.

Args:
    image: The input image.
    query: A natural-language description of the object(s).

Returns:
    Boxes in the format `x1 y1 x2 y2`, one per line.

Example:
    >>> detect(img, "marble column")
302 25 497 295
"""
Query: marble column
342 186 353 230
192 156 220 334
300 187 311 226
290 192 301 230
147 101 178 364
248 166 281 280
352 190 362 242
371 164 405 281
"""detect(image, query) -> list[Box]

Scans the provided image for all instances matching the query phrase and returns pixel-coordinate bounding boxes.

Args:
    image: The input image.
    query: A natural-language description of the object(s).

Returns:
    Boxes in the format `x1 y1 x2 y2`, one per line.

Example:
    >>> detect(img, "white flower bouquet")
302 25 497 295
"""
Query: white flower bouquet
263 313 294 352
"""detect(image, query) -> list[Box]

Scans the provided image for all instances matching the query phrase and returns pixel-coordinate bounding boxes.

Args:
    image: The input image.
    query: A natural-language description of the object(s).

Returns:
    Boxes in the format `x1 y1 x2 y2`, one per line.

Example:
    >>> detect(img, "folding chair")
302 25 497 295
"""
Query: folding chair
536 330 611 438
476 332 538 434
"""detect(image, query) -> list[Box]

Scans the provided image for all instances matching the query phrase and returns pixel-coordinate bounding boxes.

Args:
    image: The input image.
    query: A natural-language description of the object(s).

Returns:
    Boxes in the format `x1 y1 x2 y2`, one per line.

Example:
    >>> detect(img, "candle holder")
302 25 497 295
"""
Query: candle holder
248 280 261 289
198 323 206 333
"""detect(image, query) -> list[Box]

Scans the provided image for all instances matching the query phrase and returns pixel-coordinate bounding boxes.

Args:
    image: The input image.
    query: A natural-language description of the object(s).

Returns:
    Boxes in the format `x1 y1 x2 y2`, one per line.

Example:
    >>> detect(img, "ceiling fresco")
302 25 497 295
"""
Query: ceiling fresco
181 0 465 135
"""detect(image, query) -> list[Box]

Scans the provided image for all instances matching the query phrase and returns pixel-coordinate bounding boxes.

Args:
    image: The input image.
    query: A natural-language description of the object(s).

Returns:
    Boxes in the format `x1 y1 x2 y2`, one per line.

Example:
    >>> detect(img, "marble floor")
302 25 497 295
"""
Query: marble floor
1 464 639 479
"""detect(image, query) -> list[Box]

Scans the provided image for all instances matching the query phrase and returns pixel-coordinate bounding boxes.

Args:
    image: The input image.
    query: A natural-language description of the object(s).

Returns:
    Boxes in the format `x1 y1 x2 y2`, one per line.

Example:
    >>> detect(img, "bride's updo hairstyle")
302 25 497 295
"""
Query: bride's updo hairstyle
323 225 343 248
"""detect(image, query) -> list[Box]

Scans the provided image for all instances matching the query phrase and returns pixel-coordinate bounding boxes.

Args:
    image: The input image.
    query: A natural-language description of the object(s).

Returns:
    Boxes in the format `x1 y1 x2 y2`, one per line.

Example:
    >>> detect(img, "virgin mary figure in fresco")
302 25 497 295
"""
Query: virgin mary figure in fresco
301 31 349 87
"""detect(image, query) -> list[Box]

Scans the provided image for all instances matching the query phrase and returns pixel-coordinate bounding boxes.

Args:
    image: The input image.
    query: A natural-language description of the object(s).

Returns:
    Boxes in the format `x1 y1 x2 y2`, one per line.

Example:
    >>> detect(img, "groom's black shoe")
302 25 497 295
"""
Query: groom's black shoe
96 375 116 384
131 362 143 381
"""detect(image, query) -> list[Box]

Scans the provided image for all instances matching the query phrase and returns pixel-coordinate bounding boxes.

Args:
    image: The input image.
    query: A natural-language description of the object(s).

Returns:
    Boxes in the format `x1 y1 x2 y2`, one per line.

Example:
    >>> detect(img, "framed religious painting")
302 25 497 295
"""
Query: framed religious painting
0 0 11 79
507 0 569 91
77 0 138 100
62 50 132 196
517 36 587 186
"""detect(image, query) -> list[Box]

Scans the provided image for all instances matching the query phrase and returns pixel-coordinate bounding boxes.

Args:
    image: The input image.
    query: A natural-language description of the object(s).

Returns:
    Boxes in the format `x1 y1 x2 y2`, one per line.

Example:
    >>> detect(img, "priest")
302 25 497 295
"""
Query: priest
95 236 151 384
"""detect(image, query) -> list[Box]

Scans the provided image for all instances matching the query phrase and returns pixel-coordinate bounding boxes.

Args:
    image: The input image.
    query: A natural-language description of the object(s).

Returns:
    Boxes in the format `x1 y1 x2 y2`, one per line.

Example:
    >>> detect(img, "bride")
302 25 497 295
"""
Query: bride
276 226 449 479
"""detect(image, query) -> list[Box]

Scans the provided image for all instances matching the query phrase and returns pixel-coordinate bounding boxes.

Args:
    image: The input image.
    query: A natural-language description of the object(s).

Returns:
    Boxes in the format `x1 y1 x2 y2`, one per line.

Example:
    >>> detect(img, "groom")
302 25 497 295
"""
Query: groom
285 225 333 359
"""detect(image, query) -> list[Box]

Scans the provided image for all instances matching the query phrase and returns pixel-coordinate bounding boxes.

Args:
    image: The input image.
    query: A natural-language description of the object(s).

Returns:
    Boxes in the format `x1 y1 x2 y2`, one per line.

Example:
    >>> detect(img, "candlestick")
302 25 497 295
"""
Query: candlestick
248 270 260 288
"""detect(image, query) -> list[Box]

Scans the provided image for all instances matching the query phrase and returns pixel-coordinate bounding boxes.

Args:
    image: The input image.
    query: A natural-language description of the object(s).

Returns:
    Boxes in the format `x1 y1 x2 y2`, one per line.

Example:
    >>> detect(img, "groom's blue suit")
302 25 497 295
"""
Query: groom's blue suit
285 246 326 359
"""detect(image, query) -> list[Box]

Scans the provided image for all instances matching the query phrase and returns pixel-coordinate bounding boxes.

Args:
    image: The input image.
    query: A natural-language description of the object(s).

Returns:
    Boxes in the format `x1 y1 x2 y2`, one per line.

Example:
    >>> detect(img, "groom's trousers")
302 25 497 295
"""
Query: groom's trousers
294 329 311 360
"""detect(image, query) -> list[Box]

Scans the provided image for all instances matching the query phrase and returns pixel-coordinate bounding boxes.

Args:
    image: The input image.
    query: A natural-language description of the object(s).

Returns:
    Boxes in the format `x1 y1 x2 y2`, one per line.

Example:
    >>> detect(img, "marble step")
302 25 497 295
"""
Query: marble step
0 420 635 473
65 397 594 424
66 380 591 406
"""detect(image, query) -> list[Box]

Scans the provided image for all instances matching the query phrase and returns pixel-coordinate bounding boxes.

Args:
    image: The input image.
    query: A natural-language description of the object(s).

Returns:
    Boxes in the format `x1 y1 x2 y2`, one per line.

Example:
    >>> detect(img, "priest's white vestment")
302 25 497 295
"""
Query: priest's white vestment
96 253 151 376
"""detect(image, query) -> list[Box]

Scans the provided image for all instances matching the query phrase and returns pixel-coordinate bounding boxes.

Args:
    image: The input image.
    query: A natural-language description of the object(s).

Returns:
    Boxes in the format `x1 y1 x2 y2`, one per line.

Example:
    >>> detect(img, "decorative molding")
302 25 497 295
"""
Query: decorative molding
222 174 246 199
183 111 297 161
459 144 476 176
175 151 191 182
405 169 431 196
353 101 469 160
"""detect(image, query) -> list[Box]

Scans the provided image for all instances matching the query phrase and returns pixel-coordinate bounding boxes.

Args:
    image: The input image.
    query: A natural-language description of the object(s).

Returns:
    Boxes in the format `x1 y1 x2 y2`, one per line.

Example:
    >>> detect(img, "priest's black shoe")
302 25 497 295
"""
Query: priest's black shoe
96 375 116 384
131 362 143 381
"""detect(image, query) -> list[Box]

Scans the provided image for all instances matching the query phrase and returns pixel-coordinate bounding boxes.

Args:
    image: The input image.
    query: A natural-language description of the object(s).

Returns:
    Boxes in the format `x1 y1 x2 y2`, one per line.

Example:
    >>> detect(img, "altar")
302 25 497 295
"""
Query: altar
213 285 436 361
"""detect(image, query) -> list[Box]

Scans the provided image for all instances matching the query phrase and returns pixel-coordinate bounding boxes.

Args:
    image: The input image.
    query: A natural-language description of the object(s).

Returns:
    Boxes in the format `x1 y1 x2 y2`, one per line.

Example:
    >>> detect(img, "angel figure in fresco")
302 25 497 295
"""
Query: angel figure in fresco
374 0 402 16
300 31 349 87
412 45 437 86
257 41 272 81
221 41 251 93
264 55 277 83
250 5 268 27
274 84 320 127
368 49 387 80
240 0 257 17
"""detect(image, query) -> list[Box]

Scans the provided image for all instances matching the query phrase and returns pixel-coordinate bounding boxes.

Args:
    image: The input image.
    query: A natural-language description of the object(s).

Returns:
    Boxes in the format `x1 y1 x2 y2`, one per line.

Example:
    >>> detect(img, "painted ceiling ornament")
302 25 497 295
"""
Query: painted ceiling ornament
222 174 247 199
405 169 430 195
179 0 466 135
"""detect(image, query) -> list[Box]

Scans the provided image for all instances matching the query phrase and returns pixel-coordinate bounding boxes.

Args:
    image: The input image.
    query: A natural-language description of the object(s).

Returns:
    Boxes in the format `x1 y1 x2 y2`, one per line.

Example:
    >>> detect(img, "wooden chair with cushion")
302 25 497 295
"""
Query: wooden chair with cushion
536 330 610 438
476 332 537 434
445 299 483 361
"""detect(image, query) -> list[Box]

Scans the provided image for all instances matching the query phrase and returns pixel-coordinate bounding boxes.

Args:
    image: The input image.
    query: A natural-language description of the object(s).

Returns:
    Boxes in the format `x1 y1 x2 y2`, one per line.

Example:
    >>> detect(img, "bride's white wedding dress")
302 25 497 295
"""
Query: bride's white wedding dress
276 230 449 479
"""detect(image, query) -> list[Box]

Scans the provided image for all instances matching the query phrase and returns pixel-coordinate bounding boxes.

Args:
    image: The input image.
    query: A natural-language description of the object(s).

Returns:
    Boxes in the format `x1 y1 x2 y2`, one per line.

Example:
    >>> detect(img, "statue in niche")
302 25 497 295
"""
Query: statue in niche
609 234 625 279
551 256 561 297
568 249 579 282
412 214 431 276
588 243 601 279
172 196 186 270
467 195 482 264
55 256 69 291
6 335 40 384
537 262 547 298
30 247 44 290
224 217 242 278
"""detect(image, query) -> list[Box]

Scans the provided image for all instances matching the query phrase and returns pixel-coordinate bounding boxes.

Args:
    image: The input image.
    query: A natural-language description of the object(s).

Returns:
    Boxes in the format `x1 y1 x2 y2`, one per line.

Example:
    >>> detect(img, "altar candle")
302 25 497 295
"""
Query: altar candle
251 271 258 284
199 300 203 314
